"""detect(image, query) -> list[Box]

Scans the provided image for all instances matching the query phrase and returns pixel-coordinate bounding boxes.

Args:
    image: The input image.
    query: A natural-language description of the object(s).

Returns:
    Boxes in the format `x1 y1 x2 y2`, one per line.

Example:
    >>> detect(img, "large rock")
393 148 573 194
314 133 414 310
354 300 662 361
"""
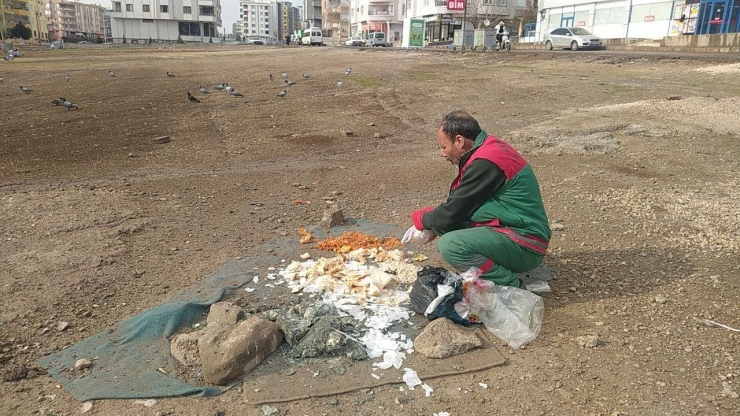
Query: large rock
198 316 283 385
413 318 483 359
206 302 243 326
170 332 201 367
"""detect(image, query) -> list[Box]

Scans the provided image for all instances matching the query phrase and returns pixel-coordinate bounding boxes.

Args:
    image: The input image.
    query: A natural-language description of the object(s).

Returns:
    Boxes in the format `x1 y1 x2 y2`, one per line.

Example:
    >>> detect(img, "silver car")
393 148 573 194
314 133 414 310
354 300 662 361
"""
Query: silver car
544 27 602 51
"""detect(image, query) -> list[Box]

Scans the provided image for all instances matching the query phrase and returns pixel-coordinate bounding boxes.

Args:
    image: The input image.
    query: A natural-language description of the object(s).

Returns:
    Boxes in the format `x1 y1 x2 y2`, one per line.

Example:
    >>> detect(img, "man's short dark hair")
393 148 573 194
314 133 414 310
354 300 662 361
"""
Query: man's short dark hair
440 111 482 141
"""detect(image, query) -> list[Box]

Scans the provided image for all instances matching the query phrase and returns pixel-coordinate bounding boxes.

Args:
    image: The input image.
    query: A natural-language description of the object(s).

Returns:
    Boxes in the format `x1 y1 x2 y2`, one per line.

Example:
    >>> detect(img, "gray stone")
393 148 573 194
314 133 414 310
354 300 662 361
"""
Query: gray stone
170 332 201 367
550 222 566 231
291 314 367 360
152 136 171 144
576 335 602 348
206 302 244 326
199 316 283 385
57 321 70 332
667 95 682 101
321 208 345 228
413 318 483 359
74 358 92 370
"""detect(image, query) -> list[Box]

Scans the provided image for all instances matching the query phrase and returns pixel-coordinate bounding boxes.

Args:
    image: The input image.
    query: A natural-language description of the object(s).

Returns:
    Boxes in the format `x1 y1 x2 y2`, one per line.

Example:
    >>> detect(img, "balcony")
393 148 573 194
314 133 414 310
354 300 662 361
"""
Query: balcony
6 8 31 17
198 0 213 4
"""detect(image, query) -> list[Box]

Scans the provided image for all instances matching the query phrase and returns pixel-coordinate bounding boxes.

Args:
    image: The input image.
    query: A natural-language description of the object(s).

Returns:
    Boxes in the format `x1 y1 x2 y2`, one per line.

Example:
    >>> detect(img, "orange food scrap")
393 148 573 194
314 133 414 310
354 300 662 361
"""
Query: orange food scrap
316 231 402 253
298 228 314 244
293 199 311 205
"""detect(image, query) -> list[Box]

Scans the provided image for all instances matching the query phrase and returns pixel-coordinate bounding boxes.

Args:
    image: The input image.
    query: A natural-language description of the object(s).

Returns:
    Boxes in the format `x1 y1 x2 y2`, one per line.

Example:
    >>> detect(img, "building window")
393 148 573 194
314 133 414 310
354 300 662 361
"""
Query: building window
200 5 215 16
142 4 149 12
184 6 192 14
160 5 168 13
143 18 154 22
496 0 506 6
178 21 201 36
126 4 133 11
113 2 121 12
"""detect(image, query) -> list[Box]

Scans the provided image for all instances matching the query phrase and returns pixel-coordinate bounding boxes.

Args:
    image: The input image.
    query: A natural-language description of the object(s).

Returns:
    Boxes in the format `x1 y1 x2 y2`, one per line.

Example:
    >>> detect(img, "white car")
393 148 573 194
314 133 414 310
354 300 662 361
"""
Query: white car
345 36 365 47
544 27 602 51
246 37 264 45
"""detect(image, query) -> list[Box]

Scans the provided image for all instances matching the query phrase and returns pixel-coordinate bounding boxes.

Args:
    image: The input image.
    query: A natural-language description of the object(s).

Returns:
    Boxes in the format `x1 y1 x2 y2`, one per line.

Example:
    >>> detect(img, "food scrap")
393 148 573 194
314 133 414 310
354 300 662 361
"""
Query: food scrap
298 228 314 244
316 231 402 253
293 199 311 205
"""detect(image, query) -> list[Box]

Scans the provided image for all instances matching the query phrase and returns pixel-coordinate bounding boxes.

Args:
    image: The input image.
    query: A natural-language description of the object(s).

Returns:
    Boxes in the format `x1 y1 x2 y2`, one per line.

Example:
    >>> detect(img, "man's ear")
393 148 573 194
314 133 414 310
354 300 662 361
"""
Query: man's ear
454 135 466 148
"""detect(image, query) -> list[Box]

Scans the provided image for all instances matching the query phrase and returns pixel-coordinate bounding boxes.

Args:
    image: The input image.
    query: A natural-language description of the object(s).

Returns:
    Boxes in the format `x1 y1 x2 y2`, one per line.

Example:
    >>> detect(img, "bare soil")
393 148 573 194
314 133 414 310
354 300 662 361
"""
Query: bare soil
1 46 739 416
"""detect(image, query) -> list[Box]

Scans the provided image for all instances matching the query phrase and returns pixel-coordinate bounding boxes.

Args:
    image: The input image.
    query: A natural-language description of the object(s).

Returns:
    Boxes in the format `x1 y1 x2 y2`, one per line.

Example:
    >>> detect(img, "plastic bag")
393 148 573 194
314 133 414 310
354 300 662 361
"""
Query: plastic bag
463 268 544 349
409 266 469 326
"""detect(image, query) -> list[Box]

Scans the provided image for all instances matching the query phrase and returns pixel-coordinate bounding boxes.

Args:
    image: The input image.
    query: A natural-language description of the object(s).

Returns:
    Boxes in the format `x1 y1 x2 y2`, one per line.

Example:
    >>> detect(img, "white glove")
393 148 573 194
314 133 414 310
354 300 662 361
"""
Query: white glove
401 226 436 244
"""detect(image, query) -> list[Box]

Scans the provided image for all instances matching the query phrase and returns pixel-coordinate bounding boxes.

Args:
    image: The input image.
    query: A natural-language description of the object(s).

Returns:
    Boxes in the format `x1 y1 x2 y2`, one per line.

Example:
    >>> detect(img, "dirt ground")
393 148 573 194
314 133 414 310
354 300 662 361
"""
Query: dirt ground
1 46 739 416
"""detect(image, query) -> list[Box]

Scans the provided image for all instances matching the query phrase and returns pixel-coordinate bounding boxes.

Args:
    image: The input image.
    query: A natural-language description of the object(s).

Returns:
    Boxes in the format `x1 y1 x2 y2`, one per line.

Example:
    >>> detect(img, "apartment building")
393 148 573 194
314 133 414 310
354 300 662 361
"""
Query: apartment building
231 19 244 37
1 0 48 42
302 0 320 28
351 0 403 40
46 0 105 41
103 9 111 39
239 0 300 43
109 0 222 43
322 0 349 40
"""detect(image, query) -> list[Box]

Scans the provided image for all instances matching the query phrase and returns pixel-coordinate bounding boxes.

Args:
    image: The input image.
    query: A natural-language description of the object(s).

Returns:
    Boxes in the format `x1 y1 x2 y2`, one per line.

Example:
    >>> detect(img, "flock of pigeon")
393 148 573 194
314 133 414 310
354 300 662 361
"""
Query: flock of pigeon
1 65 355 109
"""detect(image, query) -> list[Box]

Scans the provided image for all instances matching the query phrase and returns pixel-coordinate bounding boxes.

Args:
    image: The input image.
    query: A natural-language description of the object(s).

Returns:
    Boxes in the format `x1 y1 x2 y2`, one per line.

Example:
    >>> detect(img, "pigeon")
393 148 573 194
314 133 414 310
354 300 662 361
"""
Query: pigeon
337 80 344 88
302 74 311 79
277 90 286 98
166 71 175 78
108 70 115 77
187 92 200 103
225 85 233 93
65 74 70 82
230 89 244 97
269 74 274 82
345 67 352 75
282 71 287 79
285 80 296 86
199 86 210 94
214 83 226 91
51 97 67 106
62 100 79 110
20 86 34 93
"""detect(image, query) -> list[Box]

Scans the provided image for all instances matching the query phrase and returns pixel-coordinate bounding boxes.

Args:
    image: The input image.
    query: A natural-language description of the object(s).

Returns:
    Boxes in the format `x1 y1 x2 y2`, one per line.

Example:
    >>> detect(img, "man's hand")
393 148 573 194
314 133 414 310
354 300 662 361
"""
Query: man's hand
401 226 437 244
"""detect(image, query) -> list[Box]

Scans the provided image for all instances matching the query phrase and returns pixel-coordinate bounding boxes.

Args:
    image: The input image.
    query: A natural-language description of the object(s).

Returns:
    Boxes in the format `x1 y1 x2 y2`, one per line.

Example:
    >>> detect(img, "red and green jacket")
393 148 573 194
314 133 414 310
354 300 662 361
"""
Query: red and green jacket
412 131 551 255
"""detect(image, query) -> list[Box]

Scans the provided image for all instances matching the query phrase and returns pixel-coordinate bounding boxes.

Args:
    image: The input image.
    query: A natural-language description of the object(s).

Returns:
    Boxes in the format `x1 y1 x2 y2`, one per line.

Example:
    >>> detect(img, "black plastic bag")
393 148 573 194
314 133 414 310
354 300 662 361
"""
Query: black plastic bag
409 266 470 326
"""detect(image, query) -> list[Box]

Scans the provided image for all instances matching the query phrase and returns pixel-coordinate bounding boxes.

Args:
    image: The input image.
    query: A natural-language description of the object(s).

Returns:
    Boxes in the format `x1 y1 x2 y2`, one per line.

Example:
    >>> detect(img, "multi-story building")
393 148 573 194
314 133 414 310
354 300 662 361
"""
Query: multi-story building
351 0 402 41
109 0 222 43
322 0 349 41
46 0 105 41
303 0 321 28
231 19 244 38
239 0 300 43
104 9 112 39
1 0 48 43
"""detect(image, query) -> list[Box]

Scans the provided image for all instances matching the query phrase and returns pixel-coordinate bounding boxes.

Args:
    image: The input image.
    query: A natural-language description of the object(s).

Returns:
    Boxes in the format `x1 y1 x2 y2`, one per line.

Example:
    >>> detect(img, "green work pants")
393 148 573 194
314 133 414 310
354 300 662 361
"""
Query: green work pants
437 227 543 287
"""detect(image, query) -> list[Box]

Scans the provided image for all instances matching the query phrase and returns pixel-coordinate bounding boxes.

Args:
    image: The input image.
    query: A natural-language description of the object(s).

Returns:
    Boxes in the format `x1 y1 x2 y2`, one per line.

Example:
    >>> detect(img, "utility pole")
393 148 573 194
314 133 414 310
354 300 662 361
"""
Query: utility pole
0 0 7 44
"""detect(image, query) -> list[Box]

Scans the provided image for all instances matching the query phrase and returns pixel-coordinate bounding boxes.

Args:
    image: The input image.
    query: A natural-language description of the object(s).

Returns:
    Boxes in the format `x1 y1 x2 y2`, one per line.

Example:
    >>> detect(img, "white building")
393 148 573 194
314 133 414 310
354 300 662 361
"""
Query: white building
350 0 403 41
238 0 301 43
109 0 222 43
535 0 694 41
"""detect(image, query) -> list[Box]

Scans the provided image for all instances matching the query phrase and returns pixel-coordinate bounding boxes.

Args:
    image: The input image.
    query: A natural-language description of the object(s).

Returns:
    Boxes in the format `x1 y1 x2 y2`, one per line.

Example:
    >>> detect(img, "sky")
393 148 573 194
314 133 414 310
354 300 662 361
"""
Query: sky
78 0 241 34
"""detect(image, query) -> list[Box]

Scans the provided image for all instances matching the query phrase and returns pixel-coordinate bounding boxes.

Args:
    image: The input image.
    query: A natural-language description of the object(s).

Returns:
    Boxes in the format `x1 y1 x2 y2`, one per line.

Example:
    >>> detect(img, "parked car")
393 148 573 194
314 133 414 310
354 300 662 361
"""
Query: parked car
247 37 264 45
544 27 602 51
367 32 386 47
78 41 88 44
50 40 64 49
345 36 365 47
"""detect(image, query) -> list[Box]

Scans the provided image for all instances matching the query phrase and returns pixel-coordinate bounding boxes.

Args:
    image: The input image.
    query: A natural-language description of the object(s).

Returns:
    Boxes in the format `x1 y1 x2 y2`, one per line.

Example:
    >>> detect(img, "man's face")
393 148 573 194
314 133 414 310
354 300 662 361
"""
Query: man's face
437 127 466 165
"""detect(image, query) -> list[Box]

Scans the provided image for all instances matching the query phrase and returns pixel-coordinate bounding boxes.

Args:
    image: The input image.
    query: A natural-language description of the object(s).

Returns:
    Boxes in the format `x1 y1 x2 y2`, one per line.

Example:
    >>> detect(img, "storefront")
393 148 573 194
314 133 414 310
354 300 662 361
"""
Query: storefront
670 1 700 35
424 14 455 41
696 0 740 34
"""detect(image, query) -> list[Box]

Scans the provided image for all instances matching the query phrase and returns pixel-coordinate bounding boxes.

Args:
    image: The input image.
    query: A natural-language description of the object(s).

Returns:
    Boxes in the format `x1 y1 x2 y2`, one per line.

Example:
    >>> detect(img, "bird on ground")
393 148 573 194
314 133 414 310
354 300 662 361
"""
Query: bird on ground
108 70 115 77
269 74 274 82
337 80 344 88
214 82 226 91
277 90 286 98
166 71 175 78
63 100 79 110
285 79 296 86
282 71 287 79
199 86 210 94
302 74 311 79
51 97 67 106
225 84 233 93
345 67 352 75
230 89 244 97
20 86 34 94
187 92 200 103
65 74 70 82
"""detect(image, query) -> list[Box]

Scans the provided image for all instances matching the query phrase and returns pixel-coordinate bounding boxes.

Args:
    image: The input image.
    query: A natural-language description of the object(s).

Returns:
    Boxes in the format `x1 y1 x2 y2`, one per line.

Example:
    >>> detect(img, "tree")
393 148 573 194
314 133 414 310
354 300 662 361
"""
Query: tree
464 0 510 29
122 34 127 43
209 36 213 43
9 22 32 40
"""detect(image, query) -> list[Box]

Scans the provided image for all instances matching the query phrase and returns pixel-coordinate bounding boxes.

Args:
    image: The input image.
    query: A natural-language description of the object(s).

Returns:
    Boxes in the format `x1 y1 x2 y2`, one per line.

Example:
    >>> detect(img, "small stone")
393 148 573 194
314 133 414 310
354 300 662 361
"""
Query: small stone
81 401 93 414
2 364 28 382
667 95 682 101
206 302 244 326
152 136 171 144
261 405 278 416
551 222 566 231
341 130 354 137
684 346 693 353
373 133 381 138
74 358 92 370
128 152 135 158
576 335 602 348
283 368 296 376
321 208 345 228
654 295 666 304
300 252 311 260
57 322 70 332
328 398 339 405
414 318 483 358
568 287 577 292
368 122 375 126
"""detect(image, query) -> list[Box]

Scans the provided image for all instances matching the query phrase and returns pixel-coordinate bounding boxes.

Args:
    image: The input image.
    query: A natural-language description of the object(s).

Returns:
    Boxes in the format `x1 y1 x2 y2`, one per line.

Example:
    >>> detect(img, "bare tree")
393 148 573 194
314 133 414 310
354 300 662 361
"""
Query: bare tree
464 0 510 29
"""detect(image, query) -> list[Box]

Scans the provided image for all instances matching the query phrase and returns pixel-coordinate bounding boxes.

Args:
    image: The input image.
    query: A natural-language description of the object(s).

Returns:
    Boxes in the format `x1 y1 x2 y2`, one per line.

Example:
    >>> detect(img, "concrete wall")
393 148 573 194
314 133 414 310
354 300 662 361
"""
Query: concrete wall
663 32 740 47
